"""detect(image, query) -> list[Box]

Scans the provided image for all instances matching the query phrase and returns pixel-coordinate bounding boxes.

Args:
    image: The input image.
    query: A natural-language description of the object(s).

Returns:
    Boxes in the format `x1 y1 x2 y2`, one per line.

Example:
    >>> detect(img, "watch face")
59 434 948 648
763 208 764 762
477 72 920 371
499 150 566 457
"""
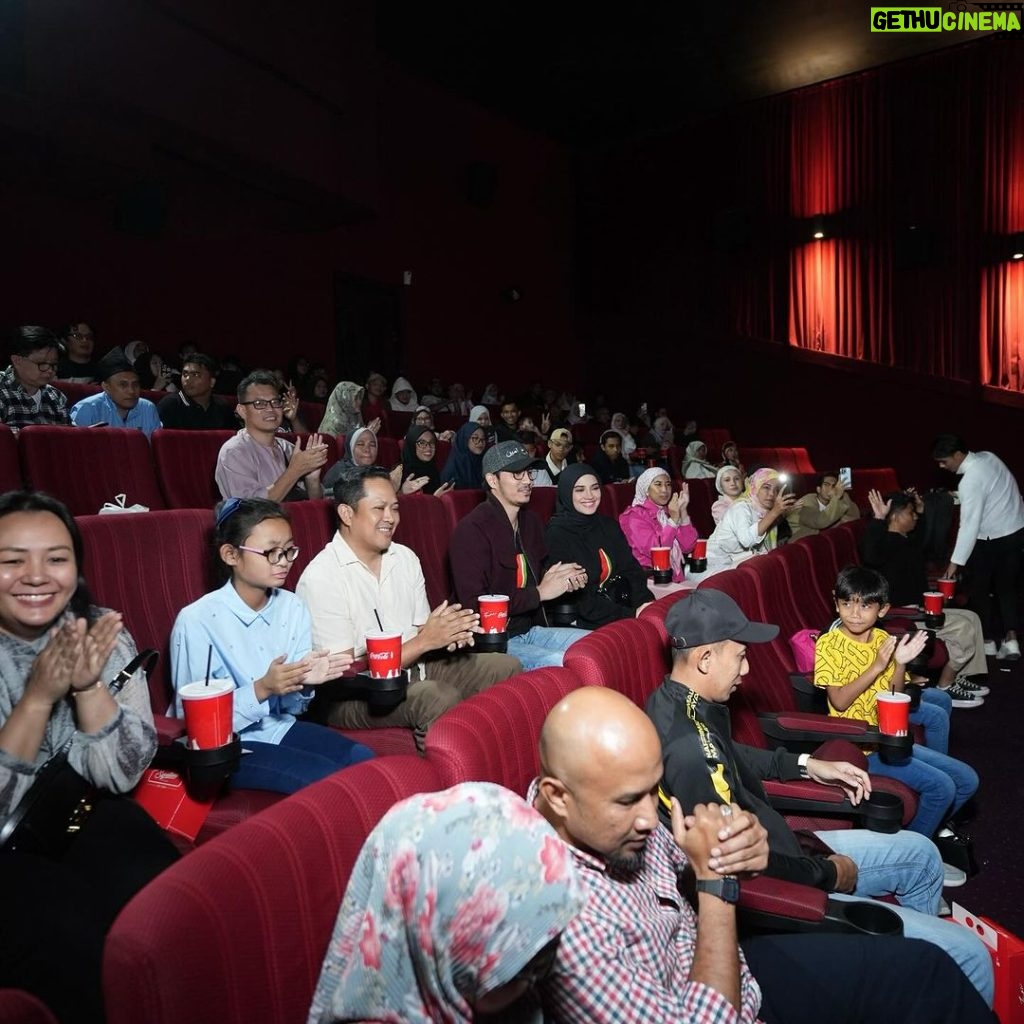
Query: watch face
722 876 741 903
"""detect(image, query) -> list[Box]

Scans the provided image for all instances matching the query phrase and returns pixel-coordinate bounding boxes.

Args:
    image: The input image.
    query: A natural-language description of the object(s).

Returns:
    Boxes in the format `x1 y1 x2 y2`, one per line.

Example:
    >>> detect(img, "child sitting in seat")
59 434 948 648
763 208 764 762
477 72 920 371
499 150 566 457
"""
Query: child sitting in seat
814 566 979 839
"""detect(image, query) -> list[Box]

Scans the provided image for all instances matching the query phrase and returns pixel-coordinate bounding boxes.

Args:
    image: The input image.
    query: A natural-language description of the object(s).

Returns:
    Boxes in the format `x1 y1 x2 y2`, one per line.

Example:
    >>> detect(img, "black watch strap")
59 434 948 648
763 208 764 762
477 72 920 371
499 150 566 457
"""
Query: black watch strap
695 877 740 904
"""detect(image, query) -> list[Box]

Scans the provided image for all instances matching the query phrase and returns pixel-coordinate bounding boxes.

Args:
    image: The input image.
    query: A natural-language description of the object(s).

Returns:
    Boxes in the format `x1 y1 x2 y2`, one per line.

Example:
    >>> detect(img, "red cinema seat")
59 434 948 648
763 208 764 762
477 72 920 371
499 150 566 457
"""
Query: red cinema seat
438 488 486 531
19 426 166 516
152 429 234 509
639 590 692 643
820 520 863 572
376 436 401 467
528 485 558 523
280 499 336 589
0 991 58 1024
298 400 325 432
0 426 23 492
775 540 836 628
425 668 583 792
563 617 669 707
790 447 815 474
394 492 453 608
698 428 732 457
848 468 900 512
52 381 100 406
601 481 636 520
103 757 441 1024
388 410 414 438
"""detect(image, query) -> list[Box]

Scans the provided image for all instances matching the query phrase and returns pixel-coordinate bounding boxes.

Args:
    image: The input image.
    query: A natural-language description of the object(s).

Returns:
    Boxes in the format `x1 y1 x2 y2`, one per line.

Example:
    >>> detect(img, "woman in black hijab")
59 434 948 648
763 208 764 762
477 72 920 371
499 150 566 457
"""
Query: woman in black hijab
441 422 487 490
544 463 654 630
399 425 452 496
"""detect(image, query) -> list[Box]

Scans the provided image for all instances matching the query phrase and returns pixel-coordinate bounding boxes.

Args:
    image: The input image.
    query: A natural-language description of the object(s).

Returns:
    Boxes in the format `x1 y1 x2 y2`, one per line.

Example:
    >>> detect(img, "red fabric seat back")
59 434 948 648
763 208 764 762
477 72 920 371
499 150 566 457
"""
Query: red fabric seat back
433 412 463 434
52 381 100 405
601 481 635 520
0 426 23 492
0 990 58 1024
698 427 732 456
790 447 815 473
438 488 486 531
151 429 234 509
394 492 453 608
387 410 414 438
424 668 583 792
848 467 900 512
528 485 558 523
563 617 669 707
376 436 401 468
77 509 213 712
638 590 692 643
820 520 861 572
19 426 166 516
298 400 325 432
280 499 336 590
741 552 812 641
103 756 440 1024
776 540 835 628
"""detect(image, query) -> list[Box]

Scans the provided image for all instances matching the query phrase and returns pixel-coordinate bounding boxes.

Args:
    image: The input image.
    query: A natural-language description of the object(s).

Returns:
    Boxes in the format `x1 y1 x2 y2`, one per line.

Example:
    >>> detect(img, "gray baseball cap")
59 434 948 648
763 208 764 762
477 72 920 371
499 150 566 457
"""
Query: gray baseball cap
482 441 535 477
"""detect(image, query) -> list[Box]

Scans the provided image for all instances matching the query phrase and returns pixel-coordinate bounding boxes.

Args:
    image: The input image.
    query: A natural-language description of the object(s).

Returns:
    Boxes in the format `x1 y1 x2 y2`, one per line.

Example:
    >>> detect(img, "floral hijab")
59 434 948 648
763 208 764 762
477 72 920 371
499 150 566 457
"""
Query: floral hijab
743 467 780 520
319 381 365 438
308 782 583 1024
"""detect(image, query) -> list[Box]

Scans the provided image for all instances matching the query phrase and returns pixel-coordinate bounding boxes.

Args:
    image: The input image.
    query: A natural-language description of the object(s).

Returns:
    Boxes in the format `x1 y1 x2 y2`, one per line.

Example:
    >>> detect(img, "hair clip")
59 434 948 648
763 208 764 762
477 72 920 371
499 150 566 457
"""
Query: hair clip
215 496 242 528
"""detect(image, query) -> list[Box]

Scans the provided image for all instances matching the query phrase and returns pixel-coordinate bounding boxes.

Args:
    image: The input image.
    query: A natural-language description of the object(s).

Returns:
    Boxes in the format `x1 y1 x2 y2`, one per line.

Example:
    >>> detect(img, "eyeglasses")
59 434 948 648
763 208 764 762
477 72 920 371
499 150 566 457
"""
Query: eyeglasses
508 469 538 481
240 398 285 410
415 439 436 449
237 544 300 565
17 358 58 372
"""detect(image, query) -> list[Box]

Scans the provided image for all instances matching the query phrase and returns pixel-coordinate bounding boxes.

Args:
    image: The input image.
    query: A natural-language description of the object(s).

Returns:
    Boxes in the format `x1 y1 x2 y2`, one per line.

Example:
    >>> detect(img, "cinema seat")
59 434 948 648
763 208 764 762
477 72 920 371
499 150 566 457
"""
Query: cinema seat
152 429 233 509
601 481 636 520
528 485 558 523
0 426 23 492
563 617 669 707
0 991 58 1024
103 757 440 1024
393 491 454 608
438 488 486 530
19 426 166 516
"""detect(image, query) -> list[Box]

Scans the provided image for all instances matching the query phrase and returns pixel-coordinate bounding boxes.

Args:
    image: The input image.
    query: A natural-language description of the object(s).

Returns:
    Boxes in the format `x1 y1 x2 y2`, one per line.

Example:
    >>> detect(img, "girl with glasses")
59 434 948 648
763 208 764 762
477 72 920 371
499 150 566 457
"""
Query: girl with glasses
170 498 373 794
398 424 454 496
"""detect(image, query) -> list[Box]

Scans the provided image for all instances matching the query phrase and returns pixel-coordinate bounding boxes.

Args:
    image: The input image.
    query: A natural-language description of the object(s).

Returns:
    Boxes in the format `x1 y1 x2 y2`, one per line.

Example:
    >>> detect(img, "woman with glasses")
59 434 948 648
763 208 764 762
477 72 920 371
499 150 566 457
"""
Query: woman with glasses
544 464 654 630
442 422 488 490
323 426 431 496
170 498 373 794
399 424 454 496
309 781 583 1024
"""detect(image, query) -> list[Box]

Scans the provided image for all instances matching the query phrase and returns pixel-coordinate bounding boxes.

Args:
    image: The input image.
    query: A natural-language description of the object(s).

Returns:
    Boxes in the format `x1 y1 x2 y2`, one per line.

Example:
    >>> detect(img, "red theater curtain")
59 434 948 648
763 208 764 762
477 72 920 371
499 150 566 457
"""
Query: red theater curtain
980 46 1024 392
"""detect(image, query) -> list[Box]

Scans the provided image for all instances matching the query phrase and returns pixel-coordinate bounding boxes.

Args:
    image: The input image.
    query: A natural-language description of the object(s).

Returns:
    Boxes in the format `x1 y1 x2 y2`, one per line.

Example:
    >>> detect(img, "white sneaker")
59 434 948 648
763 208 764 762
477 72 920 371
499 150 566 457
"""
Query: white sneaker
997 638 1020 660
984 640 998 656
938 897 952 916
942 862 967 887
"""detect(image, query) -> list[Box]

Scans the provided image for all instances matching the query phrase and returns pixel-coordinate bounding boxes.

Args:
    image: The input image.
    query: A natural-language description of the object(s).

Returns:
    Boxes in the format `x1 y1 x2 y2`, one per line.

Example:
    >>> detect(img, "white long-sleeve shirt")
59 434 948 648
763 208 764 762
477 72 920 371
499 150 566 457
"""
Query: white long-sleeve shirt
952 450 1024 565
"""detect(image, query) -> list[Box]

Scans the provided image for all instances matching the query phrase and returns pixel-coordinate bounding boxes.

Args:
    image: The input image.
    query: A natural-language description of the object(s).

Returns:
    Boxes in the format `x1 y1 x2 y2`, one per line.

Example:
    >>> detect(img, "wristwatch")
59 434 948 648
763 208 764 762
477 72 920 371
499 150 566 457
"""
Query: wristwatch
695 877 741 904
798 753 812 779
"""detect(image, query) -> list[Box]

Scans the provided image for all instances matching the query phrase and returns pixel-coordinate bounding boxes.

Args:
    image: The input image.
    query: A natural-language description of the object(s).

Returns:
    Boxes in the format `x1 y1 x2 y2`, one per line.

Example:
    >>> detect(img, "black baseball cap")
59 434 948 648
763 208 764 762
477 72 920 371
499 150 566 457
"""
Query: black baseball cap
666 590 779 649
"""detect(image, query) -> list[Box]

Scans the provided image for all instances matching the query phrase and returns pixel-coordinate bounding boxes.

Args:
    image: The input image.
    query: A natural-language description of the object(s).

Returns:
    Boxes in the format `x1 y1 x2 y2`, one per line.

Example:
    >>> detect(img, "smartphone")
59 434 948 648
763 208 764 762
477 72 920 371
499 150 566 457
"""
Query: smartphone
578 403 586 418
777 473 789 495
839 467 852 488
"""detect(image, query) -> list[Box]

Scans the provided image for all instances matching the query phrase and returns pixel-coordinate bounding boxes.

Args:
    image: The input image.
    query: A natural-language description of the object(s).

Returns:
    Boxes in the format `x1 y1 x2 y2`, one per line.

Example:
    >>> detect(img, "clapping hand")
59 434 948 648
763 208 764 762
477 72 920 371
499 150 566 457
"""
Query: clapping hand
867 488 891 520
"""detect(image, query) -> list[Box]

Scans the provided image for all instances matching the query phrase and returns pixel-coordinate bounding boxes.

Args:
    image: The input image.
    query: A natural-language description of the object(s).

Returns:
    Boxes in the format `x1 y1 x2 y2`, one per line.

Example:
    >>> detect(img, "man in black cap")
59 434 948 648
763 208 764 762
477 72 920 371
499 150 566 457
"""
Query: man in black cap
449 440 589 670
645 589 993 1005
69 349 161 437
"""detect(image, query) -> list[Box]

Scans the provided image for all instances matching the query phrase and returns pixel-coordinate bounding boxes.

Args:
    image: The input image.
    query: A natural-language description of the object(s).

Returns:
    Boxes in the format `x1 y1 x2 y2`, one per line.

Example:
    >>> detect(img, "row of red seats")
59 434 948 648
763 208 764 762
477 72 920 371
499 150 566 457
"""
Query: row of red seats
96 523 921 1024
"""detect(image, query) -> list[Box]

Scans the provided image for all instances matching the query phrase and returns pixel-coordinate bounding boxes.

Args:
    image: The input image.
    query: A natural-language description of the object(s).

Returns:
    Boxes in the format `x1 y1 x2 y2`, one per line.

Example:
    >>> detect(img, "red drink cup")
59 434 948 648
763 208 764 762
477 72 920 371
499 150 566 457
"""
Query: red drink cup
650 547 671 571
937 578 956 600
365 632 403 679
478 594 510 634
876 691 911 737
693 539 708 560
923 591 944 615
179 679 234 749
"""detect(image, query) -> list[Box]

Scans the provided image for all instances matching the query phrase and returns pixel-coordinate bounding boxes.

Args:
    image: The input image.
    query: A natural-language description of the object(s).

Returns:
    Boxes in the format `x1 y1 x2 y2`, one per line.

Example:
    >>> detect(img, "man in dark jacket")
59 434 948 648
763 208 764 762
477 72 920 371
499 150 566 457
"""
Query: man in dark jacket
449 440 589 669
644 589 992 1004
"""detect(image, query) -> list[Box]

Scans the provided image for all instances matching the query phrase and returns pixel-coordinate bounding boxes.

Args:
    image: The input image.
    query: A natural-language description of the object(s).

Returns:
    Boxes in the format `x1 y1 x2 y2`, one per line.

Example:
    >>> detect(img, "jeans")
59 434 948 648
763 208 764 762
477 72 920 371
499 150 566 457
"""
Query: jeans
910 688 951 754
507 625 589 670
234 720 374 794
817 828 993 1004
867 745 978 838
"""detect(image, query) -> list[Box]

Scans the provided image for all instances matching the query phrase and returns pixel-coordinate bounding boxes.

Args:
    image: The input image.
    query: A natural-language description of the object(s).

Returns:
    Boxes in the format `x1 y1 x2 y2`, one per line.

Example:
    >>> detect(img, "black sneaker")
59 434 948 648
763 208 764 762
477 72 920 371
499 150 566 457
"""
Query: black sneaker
944 679 985 708
953 673 990 697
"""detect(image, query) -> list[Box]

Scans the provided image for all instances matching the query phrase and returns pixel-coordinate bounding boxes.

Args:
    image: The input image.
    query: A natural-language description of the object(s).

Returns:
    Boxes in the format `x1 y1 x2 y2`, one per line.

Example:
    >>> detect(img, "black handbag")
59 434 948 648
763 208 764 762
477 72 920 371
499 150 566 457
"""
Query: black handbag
598 573 633 608
0 648 158 858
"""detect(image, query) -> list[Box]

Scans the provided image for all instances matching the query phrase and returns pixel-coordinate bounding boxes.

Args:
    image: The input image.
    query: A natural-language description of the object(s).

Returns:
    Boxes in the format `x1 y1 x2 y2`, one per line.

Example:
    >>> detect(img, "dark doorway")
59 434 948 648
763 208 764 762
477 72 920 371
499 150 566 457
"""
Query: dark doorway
333 273 403 383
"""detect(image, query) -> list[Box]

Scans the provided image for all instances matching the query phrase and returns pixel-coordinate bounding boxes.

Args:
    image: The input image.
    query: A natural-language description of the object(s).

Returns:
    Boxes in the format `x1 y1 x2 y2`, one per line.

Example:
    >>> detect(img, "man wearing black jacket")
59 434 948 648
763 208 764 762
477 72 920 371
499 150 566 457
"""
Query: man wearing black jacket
645 589 993 1004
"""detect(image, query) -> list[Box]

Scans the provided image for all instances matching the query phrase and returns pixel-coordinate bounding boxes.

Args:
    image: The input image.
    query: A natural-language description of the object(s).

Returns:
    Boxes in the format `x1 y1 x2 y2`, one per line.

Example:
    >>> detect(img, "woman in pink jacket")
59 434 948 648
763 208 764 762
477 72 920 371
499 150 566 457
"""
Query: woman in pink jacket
618 468 698 583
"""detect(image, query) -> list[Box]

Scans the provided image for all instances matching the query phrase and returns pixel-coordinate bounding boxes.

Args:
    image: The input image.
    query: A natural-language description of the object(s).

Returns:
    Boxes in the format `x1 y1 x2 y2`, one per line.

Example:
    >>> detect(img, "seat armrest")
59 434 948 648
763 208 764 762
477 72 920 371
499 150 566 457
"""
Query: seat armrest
738 874 827 922
155 714 186 745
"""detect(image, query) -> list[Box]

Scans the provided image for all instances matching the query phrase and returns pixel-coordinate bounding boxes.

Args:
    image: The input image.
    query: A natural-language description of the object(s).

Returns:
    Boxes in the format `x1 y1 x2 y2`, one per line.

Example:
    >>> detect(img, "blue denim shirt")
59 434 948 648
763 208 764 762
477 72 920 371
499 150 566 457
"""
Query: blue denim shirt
69 391 162 438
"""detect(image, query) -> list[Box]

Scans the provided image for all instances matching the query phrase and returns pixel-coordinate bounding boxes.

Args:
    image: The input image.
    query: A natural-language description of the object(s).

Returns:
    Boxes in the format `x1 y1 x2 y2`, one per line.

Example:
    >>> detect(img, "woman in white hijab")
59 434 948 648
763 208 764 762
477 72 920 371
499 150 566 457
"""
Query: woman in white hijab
389 376 419 412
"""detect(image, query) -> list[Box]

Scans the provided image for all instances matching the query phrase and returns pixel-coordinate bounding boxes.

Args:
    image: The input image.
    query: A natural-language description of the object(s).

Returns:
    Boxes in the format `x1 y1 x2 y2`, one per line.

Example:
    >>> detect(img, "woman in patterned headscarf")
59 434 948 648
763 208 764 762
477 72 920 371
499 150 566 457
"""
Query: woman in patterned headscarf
308 781 584 1024
319 381 372 440
619 467 698 583
706 467 796 569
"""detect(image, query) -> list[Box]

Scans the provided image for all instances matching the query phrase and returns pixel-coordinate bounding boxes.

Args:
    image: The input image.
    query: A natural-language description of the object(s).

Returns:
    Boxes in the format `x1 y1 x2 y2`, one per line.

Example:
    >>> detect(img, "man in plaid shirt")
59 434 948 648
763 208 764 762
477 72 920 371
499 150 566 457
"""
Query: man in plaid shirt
0 326 69 428
531 687 996 1023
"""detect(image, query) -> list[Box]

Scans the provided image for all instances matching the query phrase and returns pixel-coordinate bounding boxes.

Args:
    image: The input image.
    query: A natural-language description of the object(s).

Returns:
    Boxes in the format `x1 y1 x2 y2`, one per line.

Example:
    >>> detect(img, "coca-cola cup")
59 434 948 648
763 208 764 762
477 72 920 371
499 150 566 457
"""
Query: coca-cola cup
478 594 510 634
365 631 403 679
689 537 708 573
922 591 944 615
179 679 234 749
937 578 956 600
650 546 673 585
876 691 911 737
693 539 708 559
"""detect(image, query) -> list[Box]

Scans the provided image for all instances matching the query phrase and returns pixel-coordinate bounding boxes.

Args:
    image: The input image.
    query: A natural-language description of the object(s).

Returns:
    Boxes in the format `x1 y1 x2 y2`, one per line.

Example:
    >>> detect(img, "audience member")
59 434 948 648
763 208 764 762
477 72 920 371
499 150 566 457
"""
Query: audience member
517 429 554 486
171 498 373 794
157 353 237 430
682 440 717 479
544 427 574 484
285 355 311 394
361 372 391 435
295 467 519 748
132 351 178 392
468 404 492 430
419 375 446 409
494 399 521 442
412 404 454 442
319 381 377 440
707 468 795 569
388 375 418 411
863 489 989 707
443 381 472 416
450 440 588 669
532 687 994 1024
215 370 327 501
122 340 148 366
398 424 453 496
647 590 992 1004
479 382 502 405
69 349 161 437
0 492 179 1024
933 433 1024 660
56 321 100 382
712 465 745 525
610 411 637 460
309 782 583 1024
721 440 744 475
589 429 631 483
305 373 330 402
619 468 697 582
786 471 860 541
441 422 487 490
544 464 653 629
0 326 69 427
814 566 980 838
651 414 675 447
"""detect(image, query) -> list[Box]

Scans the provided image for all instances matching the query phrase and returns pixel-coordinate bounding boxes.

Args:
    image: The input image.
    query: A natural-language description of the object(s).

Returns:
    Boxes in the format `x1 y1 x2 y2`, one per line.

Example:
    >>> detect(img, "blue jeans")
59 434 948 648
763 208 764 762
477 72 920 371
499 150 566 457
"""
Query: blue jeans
819 829 993 1005
234 721 374 794
507 625 589 670
910 688 951 754
867 745 978 838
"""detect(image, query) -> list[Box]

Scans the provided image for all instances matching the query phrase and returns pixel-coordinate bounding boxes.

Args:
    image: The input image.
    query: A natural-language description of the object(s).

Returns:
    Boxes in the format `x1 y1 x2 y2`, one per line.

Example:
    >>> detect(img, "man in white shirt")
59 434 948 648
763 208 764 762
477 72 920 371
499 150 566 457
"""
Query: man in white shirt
295 466 519 748
933 433 1024 659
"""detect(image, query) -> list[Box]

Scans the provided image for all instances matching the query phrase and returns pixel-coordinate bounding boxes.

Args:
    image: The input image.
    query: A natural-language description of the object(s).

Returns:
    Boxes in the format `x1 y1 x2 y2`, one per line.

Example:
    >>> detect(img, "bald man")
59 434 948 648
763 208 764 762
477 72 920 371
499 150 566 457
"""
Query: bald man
532 688 996 1024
